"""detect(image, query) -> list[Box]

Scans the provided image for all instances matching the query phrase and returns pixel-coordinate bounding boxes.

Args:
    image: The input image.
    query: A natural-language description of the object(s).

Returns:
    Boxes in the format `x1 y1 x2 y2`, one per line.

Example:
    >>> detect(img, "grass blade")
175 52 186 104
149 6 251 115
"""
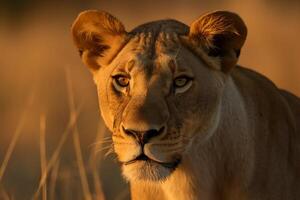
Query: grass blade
32 105 82 199
65 68 92 200
49 159 60 200
0 92 35 183
89 123 107 200
39 114 47 200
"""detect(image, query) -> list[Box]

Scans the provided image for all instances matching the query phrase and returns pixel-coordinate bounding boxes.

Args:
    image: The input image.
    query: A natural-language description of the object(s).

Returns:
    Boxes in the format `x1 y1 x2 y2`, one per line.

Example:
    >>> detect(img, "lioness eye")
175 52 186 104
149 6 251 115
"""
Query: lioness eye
174 77 189 87
173 76 193 94
113 75 130 87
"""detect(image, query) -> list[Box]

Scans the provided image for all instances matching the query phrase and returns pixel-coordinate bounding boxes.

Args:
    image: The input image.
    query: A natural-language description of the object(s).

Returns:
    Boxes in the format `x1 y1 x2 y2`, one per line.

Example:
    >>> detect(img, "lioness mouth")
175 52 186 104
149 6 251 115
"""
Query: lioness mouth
123 154 181 169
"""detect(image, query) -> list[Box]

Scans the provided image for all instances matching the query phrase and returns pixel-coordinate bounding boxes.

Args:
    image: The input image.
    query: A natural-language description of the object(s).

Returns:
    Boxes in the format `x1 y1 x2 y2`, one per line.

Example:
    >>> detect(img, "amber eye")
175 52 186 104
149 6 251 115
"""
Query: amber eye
113 75 130 89
174 76 190 88
173 76 193 94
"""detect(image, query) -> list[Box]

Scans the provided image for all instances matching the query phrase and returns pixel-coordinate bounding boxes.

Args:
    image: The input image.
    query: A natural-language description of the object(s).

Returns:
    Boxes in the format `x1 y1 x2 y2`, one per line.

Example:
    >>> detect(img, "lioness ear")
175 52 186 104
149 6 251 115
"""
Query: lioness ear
189 11 247 72
71 10 127 72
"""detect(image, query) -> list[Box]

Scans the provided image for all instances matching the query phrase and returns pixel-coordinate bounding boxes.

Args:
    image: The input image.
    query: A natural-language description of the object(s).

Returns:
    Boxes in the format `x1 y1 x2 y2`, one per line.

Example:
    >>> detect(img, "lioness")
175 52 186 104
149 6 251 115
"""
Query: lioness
71 10 300 200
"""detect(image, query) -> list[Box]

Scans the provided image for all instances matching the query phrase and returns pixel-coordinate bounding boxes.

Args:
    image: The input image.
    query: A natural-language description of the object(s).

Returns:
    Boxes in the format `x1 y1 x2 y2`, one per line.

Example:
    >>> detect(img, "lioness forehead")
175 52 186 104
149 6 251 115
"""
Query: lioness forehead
111 20 191 75
130 19 189 37
126 19 189 59
113 38 190 79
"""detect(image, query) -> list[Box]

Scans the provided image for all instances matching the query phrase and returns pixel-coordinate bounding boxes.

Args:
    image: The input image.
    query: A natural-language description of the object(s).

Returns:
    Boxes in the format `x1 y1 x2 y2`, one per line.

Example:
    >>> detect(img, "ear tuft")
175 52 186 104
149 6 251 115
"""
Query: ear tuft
189 11 247 72
71 10 126 71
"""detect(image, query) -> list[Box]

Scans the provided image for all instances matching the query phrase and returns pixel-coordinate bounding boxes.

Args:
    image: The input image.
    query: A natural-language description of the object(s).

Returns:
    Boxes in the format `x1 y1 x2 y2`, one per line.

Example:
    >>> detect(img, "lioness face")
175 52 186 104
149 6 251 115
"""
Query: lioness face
72 10 246 182
93 33 225 181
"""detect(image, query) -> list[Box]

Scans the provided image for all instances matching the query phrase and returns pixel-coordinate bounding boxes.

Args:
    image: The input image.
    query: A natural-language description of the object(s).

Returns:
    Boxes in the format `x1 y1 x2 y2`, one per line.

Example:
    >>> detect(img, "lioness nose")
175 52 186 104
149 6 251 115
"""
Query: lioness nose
122 126 165 145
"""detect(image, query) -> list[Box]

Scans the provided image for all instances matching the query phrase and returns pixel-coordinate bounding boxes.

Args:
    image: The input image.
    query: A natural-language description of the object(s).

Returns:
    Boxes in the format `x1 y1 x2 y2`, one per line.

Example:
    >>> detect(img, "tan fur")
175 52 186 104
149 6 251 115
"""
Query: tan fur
71 10 300 200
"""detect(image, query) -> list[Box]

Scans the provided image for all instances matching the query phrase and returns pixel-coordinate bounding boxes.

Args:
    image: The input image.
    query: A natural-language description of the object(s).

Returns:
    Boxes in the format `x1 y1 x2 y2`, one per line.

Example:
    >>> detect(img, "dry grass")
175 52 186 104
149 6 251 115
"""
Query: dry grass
25 70 109 200
49 159 60 200
0 0 299 199
89 124 107 200
0 70 115 199
32 101 86 199
65 68 93 200
39 114 47 200
0 92 35 183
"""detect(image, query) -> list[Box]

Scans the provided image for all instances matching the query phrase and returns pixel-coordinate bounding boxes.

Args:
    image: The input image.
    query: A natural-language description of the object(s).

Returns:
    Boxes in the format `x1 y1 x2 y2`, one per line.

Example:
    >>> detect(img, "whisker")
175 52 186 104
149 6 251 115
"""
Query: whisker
101 136 113 141
95 138 112 143
95 144 113 150
89 140 112 148
112 156 119 163
96 138 112 143
94 145 113 154
104 148 115 158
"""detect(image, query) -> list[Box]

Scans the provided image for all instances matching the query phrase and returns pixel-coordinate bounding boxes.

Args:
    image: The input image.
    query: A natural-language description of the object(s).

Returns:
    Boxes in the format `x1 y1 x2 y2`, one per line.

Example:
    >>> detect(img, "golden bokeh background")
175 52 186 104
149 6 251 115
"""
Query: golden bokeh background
0 0 299 199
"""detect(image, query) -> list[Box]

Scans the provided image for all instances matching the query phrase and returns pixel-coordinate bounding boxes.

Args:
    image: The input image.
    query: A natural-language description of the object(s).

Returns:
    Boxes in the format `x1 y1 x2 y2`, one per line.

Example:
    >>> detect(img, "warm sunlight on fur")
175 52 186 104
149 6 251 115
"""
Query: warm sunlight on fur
72 10 300 200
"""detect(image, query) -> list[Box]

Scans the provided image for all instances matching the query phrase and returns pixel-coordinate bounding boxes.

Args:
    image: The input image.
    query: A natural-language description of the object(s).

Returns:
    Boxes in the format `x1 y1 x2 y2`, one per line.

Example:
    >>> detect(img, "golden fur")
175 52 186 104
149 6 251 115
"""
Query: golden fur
71 10 300 200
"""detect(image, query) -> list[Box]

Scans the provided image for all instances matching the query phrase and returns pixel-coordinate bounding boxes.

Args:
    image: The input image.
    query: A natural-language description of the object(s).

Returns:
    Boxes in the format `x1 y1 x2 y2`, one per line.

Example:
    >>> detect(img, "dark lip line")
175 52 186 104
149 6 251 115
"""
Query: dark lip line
123 154 181 169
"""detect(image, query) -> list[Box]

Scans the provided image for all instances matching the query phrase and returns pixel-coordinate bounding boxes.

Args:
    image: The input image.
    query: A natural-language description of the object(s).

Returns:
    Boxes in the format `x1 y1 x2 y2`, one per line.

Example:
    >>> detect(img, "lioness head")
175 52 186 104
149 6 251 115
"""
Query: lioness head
71 10 247 182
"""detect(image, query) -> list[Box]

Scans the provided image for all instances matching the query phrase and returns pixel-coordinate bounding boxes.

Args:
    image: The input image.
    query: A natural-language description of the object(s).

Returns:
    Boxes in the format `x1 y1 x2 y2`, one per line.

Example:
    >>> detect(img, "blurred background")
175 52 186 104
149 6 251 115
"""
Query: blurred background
0 0 299 199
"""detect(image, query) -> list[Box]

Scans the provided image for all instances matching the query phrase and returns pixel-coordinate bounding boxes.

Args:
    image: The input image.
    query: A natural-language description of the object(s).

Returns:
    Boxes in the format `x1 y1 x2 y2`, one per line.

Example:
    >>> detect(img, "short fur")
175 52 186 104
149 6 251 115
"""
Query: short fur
71 10 300 200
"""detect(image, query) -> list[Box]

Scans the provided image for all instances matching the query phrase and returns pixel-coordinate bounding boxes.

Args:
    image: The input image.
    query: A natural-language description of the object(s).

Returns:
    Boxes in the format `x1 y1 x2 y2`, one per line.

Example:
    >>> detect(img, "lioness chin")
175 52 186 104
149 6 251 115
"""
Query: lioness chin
71 10 300 200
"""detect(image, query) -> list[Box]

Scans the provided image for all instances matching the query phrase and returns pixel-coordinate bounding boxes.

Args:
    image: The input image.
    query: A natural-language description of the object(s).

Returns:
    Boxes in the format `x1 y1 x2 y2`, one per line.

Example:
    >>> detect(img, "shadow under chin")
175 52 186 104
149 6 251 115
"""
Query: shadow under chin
121 160 179 182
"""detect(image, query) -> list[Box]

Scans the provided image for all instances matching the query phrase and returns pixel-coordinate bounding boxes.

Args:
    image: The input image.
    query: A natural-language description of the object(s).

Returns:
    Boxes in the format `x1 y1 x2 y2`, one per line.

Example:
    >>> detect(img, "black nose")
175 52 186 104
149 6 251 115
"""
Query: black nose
123 126 165 145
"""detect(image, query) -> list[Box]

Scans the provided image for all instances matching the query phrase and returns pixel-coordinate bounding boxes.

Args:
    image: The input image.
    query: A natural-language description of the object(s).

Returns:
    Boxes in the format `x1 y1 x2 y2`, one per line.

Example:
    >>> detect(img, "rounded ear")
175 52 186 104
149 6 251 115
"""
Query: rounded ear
71 10 127 71
189 11 247 72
